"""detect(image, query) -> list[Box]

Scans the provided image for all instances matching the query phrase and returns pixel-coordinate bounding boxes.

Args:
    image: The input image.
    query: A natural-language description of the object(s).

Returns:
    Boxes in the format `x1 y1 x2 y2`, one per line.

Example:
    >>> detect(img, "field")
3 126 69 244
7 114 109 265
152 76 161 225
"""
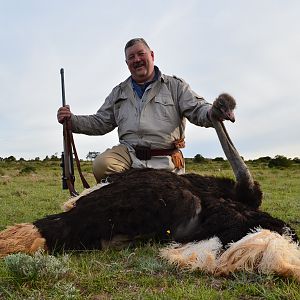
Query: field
0 160 299 299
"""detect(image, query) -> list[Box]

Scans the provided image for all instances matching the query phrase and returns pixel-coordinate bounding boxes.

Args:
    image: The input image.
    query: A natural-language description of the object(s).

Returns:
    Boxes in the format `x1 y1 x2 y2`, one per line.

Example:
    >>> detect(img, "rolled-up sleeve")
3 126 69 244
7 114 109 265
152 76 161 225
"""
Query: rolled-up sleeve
175 78 212 128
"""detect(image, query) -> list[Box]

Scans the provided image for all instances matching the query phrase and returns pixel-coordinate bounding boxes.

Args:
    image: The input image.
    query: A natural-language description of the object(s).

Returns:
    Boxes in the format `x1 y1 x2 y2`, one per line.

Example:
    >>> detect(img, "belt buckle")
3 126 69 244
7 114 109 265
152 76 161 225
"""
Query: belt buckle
135 146 151 160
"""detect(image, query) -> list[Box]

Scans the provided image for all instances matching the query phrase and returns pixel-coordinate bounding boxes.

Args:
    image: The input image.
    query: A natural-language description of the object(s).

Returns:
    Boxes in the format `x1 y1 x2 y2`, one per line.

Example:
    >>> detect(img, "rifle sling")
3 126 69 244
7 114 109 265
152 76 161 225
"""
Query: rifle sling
69 127 90 189
64 120 90 196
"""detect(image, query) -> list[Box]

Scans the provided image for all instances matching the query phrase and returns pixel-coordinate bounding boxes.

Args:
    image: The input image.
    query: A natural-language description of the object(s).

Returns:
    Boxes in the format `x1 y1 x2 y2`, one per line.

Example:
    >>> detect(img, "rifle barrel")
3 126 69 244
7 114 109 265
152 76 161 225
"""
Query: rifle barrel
60 68 66 107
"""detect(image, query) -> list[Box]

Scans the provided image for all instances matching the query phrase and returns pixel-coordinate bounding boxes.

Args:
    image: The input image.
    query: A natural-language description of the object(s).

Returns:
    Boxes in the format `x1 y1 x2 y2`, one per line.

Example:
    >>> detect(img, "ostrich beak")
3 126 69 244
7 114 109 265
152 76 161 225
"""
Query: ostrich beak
227 111 235 123
222 109 235 123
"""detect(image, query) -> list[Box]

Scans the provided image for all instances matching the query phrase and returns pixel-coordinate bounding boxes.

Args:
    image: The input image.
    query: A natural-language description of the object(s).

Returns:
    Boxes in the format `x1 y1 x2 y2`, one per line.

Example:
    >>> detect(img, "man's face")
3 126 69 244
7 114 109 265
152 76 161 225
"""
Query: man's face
125 42 155 84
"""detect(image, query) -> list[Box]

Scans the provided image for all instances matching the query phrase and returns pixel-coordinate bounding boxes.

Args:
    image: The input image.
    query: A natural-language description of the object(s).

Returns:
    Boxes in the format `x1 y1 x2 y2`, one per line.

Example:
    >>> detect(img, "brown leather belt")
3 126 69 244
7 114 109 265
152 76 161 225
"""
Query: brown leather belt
134 146 177 160
150 149 177 156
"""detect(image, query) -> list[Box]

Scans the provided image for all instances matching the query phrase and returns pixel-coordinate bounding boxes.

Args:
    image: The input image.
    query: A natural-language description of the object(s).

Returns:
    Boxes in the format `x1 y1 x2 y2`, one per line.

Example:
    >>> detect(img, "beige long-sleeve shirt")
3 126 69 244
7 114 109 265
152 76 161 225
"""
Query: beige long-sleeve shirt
71 68 212 151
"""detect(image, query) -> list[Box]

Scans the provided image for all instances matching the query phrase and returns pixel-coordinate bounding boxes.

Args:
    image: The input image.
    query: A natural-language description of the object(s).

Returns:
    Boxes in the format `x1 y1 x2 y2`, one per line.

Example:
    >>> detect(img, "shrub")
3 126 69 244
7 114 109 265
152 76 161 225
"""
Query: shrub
293 157 300 164
256 156 272 163
213 157 224 162
193 154 206 163
268 155 293 168
19 165 36 175
4 156 16 162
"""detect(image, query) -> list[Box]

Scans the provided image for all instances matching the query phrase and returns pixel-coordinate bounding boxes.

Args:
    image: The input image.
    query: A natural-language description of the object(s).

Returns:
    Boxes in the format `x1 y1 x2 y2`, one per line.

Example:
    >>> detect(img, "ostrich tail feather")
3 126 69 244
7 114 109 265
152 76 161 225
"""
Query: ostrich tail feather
216 229 300 282
160 237 222 273
0 223 46 258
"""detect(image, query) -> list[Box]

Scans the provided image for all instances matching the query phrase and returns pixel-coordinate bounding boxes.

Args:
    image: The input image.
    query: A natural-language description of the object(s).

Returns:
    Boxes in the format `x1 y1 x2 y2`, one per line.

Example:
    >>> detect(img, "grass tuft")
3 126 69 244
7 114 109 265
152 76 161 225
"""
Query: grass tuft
4 250 70 282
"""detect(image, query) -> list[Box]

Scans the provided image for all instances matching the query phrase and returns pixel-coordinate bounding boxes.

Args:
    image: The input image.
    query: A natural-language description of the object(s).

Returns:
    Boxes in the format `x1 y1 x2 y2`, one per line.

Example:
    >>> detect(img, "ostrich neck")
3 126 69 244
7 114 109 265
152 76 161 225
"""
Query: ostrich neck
211 118 254 186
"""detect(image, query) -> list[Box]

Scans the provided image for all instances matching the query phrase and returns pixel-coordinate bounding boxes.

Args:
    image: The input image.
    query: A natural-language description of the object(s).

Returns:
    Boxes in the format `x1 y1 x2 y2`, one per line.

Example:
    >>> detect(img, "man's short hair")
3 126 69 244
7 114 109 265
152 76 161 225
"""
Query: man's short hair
124 38 151 53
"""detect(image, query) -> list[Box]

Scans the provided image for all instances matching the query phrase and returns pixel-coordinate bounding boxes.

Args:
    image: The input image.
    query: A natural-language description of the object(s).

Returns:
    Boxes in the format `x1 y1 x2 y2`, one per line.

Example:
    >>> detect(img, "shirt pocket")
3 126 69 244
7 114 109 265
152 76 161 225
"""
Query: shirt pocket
113 98 129 124
153 94 177 121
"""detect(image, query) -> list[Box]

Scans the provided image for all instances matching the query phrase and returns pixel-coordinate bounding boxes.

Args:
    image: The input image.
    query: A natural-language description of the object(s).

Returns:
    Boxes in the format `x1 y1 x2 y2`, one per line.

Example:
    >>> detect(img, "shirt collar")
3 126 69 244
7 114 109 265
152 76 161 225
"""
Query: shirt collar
131 66 160 98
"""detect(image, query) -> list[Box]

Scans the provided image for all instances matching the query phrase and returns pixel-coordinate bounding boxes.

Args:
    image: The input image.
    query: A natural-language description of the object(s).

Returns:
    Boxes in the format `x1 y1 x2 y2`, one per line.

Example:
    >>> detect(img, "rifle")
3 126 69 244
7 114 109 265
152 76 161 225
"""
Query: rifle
60 68 90 196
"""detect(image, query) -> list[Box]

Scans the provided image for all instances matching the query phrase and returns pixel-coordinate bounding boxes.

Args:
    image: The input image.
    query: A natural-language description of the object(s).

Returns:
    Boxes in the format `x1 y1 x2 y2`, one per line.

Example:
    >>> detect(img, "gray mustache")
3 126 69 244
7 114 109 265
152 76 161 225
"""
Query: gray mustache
134 62 145 68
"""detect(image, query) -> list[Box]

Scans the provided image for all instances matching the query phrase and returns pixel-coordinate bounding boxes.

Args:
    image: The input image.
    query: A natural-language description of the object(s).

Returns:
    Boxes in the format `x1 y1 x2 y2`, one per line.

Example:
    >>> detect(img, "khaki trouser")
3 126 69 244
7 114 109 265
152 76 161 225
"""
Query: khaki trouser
93 145 132 183
93 144 185 183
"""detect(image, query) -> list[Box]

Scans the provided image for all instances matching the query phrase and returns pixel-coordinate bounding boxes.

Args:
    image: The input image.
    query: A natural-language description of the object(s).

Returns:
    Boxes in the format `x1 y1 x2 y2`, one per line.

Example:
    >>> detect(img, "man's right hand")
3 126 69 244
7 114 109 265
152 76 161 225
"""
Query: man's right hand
57 105 72 124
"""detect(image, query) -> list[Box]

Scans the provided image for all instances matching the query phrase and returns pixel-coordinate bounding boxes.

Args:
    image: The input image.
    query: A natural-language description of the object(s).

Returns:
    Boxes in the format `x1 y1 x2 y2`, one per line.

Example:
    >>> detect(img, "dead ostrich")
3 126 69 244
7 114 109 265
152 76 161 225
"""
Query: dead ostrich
0 94 299 281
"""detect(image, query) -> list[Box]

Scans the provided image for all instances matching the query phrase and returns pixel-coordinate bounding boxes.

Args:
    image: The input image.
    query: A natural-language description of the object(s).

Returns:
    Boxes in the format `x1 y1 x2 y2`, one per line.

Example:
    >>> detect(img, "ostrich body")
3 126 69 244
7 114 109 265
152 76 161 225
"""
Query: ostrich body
32 168 296 252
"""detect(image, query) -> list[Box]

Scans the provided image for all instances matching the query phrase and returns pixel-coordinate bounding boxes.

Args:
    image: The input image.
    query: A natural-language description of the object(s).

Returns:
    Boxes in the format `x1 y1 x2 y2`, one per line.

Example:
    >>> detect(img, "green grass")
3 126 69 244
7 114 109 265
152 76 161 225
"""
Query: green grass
0 160 299 299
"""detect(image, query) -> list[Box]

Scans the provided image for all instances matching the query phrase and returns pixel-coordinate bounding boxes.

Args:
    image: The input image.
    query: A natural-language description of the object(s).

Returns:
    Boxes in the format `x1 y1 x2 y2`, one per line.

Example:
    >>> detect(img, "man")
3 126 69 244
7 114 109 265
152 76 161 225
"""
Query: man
57 38 215 183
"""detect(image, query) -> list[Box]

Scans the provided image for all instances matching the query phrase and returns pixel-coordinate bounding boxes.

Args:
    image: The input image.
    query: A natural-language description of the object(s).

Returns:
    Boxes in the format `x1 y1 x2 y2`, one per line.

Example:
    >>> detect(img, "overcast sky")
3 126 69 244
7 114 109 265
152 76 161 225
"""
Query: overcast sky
1 0 299 160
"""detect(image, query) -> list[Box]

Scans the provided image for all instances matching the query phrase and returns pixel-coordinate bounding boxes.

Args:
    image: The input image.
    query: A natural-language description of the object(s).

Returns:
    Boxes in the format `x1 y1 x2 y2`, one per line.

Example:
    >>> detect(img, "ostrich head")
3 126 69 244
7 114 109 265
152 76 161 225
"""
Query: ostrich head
210 95 254 189
211 93 236 123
